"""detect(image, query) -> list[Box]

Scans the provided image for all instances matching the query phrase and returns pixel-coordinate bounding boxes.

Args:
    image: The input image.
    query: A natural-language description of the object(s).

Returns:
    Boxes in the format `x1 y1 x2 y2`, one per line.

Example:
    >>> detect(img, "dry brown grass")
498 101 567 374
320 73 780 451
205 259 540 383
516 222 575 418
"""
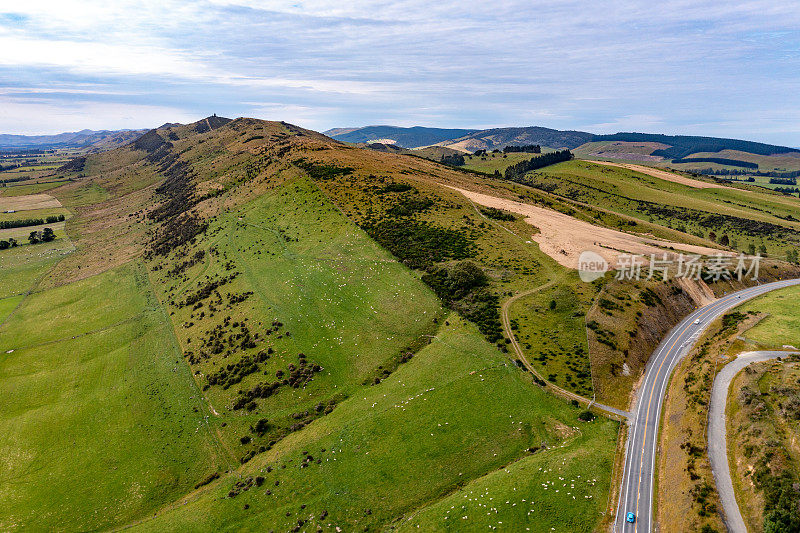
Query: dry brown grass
0 193 62 211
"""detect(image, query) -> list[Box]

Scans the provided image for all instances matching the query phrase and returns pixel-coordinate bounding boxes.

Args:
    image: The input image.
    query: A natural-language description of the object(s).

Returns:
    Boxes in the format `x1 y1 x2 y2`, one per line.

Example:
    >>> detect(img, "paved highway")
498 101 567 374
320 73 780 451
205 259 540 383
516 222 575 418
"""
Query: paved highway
615 278 800 532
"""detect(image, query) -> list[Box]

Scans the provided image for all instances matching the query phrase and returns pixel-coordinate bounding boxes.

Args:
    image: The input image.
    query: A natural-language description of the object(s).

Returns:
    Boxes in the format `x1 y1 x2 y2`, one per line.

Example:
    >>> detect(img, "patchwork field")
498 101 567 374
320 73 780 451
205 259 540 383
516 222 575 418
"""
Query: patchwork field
0 193 62 211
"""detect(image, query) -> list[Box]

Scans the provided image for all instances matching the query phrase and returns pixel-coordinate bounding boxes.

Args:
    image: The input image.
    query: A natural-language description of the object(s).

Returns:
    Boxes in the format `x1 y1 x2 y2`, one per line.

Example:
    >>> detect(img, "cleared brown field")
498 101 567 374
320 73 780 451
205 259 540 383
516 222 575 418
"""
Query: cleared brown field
0 193 63 211
447 185 728 268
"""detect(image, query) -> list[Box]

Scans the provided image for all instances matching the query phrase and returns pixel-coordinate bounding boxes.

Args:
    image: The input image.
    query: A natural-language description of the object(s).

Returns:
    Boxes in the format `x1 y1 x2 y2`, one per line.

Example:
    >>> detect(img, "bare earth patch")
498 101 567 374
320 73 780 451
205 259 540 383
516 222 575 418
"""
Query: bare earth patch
448 186 728 269
0 194 63 212
588 160 730 189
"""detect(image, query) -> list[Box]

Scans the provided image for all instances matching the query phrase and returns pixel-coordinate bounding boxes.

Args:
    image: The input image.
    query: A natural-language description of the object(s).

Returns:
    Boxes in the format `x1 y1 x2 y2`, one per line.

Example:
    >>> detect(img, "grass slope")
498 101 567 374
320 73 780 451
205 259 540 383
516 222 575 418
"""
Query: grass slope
738 285 800 347
0 239 73 299
394 416 617 533
149 176 444 455
0 263 225 531
130 314 618 532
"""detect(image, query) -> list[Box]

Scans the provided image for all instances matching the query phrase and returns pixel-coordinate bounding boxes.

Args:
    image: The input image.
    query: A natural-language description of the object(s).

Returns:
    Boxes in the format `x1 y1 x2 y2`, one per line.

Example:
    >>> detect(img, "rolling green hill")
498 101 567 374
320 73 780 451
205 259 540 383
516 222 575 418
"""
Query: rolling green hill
0 118 623 531
1 116 798 531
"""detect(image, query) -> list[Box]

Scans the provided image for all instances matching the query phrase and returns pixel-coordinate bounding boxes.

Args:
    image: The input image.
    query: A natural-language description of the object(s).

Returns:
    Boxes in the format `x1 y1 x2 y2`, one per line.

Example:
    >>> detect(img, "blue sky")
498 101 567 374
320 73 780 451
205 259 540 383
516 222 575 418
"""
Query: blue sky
2 1 800 146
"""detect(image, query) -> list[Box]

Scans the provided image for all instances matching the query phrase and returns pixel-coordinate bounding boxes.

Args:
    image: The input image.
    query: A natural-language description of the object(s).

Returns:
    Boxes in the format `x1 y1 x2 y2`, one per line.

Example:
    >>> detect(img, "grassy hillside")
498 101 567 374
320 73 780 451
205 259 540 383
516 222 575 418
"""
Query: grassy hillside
438 127 592 152
325 125 476 148
2 116 799 530
0 117 626 531
129 314 617 532
575 138 800 175
728 356 800 532
0 264 227 531
461 150 556 174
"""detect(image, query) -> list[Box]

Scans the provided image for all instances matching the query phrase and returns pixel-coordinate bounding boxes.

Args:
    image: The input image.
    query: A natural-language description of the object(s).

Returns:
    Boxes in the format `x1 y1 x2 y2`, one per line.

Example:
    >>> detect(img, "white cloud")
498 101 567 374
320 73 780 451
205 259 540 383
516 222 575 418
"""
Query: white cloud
0 97 199 134
1 0 800 143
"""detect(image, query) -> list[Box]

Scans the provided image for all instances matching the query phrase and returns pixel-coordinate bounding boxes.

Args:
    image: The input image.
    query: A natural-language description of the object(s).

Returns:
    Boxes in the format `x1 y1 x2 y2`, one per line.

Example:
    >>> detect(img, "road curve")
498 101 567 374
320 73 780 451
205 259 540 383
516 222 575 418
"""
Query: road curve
615 278 800 532
708 350 798 533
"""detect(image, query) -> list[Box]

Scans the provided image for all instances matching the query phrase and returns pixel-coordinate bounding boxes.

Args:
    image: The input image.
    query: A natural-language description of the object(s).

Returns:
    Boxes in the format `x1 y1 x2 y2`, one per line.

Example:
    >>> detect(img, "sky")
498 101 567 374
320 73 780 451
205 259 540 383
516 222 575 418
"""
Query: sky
2 0 800 146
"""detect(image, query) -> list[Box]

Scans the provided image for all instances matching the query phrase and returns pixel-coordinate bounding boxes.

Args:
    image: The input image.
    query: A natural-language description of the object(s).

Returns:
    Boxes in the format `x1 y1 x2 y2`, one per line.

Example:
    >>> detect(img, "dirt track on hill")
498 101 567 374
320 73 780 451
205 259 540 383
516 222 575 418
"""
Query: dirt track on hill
588 160 730 189
447 186 728 269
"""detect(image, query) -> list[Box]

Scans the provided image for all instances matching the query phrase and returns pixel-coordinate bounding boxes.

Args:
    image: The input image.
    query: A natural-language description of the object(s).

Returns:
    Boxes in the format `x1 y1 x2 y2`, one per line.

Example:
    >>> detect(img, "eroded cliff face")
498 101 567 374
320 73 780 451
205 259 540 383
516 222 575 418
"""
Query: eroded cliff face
586 264 800 409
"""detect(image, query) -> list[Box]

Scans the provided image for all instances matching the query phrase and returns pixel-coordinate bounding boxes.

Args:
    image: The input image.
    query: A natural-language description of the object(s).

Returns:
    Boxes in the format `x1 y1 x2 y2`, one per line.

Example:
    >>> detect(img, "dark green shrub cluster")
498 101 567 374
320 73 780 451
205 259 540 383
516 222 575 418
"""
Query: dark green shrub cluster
480 207 515 221
182 273 238 308
720 311 746 333
423 261 502 342
385 195 434 217
232 356 322 411
167 249 206 276
207 355 259 389
364 218 476 269
639 288 661 307
376 182 414 194
293 158 353 180
440 154 465 166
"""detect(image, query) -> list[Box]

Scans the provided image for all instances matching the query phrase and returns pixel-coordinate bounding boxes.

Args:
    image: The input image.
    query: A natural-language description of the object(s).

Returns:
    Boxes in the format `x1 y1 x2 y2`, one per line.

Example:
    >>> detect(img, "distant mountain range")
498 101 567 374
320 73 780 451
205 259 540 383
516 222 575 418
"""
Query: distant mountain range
325 125 800 172
322 125 477 148
0 128 148 151
5 121 799 174
435 126 593 151
326 125 799 154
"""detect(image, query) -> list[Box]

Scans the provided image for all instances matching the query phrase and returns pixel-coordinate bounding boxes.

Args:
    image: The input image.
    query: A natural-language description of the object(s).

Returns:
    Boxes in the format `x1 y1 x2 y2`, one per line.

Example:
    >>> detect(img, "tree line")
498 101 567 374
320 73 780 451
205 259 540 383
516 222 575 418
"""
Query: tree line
440 154 466 166
769 177 797 185
503 144 541 153
671 157 758 169
0 214 64 230
693 167 800 179
503 150 573 181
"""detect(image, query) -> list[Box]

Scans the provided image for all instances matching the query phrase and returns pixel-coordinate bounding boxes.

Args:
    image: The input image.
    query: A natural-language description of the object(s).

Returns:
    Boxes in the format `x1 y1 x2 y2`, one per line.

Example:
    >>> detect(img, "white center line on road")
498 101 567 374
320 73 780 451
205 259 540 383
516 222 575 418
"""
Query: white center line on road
615 279 800 532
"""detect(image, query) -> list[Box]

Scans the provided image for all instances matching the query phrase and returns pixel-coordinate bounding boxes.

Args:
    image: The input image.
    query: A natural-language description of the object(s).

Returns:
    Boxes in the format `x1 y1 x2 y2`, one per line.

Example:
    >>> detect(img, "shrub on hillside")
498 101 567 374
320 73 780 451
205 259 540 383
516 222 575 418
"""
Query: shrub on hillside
480 207 515 221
